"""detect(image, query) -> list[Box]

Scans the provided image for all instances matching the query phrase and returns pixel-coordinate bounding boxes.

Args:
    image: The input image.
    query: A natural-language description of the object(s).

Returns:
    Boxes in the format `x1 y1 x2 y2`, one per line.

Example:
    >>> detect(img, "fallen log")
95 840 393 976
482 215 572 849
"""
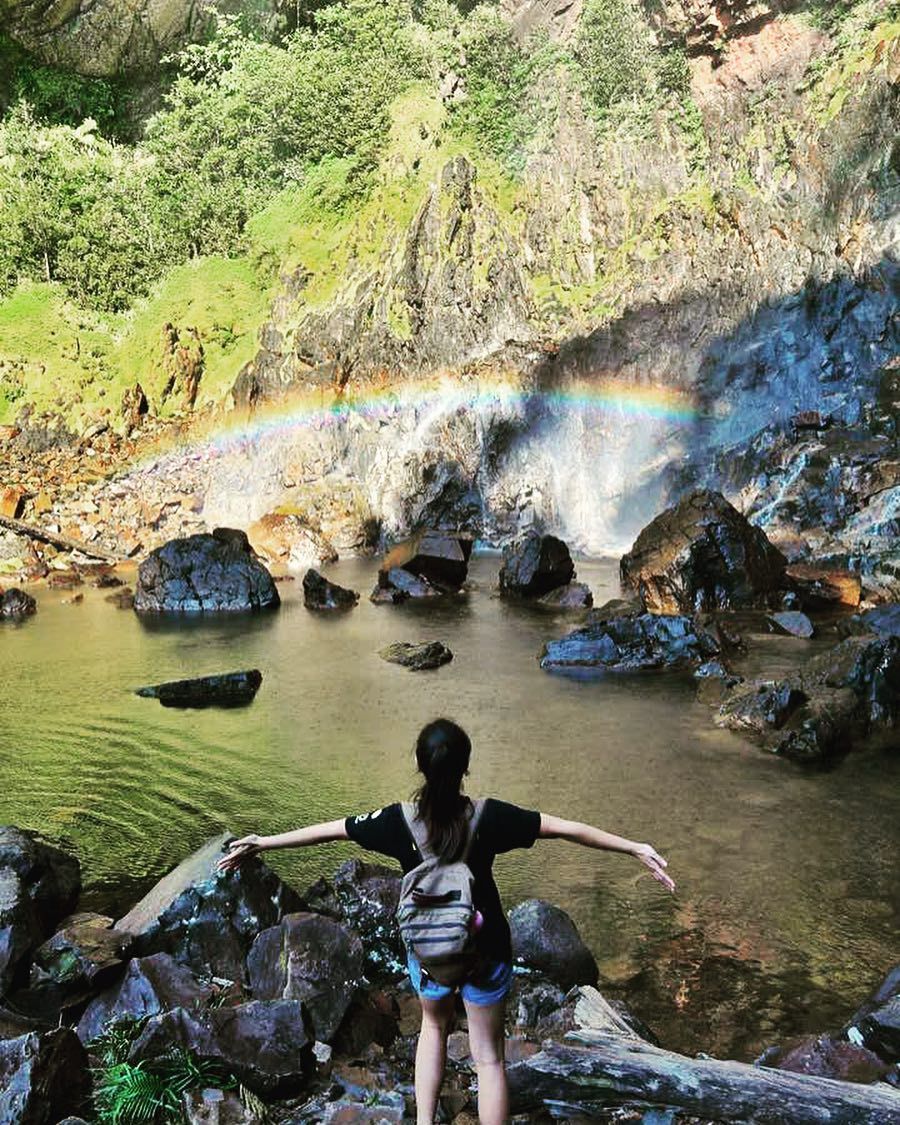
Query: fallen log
507 1032 900 1124
0 512 124 563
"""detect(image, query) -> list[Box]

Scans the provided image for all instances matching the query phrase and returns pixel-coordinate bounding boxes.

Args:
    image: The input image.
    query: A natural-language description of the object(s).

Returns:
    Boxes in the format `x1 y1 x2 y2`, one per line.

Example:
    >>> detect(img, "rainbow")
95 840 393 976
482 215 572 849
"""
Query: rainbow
135 376 697 471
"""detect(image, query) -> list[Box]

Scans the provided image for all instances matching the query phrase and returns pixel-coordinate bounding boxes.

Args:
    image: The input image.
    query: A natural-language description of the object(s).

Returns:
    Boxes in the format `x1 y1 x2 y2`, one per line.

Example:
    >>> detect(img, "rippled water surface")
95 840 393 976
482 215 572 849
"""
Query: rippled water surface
2 556 898 1059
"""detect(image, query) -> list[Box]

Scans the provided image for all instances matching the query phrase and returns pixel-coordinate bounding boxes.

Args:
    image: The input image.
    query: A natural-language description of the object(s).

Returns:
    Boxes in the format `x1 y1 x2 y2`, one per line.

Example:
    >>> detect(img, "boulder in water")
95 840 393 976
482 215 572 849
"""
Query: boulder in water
135 669 263 708
768 611 815 638
247 912 364 1042
134 529 280 613
620 490 788 614
303 569 359 610
841 604 900 639
114 833 303 982
370 566 442 603
0 1028 90 1125
537 581 593 609
0 588 36 618
380 530 473 592
379 641 453 670
499 532 575 599
541 611 719 674
509 899 598 992
0 828 80 999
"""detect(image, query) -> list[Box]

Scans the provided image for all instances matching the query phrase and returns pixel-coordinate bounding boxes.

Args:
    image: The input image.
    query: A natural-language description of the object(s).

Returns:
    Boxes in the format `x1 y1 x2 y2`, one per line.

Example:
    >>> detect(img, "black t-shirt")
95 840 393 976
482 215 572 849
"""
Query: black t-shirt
345 798 541 962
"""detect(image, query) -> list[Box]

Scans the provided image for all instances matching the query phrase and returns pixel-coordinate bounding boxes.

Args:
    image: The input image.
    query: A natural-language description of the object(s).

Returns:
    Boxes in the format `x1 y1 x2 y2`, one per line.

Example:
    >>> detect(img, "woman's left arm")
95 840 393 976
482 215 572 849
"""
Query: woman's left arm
539 813 675 893
217 819 349 871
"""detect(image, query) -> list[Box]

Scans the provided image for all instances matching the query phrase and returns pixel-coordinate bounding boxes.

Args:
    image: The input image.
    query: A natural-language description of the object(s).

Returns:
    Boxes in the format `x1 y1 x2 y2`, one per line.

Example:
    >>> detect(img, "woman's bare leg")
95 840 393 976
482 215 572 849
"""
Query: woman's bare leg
463 996 508 1125
415 992 456 1124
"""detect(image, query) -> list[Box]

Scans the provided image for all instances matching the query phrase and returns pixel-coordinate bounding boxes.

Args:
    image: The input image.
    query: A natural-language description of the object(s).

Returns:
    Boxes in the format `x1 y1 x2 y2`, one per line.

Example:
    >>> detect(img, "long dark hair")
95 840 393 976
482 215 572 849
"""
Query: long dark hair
413 718 472 861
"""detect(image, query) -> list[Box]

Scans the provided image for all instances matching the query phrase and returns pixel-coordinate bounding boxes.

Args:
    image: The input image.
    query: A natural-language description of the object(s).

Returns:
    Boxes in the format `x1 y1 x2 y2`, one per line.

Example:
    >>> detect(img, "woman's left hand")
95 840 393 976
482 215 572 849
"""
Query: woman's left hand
632 843 676 893
217 834 264 872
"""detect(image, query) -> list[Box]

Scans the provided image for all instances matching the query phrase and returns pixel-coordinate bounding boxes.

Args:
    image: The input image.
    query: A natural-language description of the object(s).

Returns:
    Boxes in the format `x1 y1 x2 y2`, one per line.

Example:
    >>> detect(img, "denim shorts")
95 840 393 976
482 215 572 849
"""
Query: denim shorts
407 953 513 1006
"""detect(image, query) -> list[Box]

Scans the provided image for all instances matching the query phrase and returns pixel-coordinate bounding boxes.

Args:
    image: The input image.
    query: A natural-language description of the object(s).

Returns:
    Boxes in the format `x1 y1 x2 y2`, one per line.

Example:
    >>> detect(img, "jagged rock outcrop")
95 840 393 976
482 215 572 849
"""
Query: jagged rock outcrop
233 155 535 402
541 608 720 673
0 0 279 76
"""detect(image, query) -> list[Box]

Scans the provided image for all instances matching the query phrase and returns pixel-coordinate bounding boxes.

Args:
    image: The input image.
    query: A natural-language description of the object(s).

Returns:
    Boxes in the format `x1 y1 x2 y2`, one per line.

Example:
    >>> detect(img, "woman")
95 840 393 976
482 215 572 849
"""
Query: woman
218 718 675 1124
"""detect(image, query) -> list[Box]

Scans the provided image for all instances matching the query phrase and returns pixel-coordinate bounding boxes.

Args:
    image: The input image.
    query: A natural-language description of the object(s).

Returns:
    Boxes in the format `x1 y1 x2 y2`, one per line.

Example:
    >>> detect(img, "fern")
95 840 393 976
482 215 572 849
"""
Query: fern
92 1050 237 1124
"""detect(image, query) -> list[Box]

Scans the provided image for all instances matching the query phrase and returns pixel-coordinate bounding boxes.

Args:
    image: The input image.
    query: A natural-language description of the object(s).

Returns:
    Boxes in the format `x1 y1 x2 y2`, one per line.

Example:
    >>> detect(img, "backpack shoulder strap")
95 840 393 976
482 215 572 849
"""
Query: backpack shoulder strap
461 798 487 864
401 800 434 862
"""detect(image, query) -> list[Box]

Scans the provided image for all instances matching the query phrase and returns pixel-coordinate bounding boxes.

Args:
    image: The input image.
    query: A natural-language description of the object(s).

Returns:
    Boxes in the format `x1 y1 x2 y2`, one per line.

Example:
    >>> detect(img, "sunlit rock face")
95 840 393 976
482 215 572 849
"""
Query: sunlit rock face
0 0 280 75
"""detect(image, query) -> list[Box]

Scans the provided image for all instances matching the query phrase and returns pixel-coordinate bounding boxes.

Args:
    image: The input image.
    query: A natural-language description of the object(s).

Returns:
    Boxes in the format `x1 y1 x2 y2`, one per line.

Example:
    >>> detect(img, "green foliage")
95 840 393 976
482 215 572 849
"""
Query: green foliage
573 0 655 115
93 1051 234 1124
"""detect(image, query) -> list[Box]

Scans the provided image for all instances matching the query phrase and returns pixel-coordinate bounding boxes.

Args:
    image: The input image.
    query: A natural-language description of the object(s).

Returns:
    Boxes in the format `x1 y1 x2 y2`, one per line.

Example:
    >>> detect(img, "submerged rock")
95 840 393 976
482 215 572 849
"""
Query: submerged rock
134 529 280 613
509 900 598 992
247 912 364 1043
379 641 453 671
499 531 575 599
0 588 36 618
302 569 359 610
114 833 303 982
620 490 787 614
767 611 815 639
541 610 719 673
135 669 263 708
380 529 473 592
0 828 80 999
0 1028 90 1125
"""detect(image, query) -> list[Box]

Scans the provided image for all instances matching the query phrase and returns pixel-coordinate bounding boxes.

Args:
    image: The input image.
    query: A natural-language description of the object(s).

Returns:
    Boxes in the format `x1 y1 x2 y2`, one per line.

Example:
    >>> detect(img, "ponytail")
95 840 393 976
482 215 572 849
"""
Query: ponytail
413 718 472 861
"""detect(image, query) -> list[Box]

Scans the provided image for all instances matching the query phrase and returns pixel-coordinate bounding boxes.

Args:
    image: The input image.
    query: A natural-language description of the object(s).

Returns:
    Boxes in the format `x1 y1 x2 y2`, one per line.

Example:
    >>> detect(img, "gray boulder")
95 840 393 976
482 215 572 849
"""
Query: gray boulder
247 912 364 1042
28 912 130 1010
0 1028 90 1124
370 567 442 603
378 641 453 671
499 532 575 599
134 529 280 614
302 569 359 610
509 899 598 992
129 1000 314 1097
768 611 815 639
380 530 473 592
76 952 213 1044
114 834 303 982
135 669 263 708
537 582 593 610
0 828 80 998
541 611 719 674
0 589 36 618
303 860 403 976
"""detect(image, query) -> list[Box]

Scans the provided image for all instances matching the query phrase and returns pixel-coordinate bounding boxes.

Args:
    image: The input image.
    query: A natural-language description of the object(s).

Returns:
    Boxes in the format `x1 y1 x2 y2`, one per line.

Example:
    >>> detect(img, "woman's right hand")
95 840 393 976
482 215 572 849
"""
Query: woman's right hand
217 834 265 872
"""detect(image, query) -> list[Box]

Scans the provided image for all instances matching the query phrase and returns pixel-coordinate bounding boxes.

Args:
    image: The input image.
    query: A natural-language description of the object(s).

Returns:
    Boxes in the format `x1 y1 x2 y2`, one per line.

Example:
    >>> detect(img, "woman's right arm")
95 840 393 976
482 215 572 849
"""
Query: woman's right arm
539 814 675 893
217 819 349 871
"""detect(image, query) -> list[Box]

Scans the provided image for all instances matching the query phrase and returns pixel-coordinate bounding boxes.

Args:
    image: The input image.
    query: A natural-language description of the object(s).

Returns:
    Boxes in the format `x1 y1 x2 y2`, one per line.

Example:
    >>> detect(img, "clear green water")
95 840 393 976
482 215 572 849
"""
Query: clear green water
2 556 898 1059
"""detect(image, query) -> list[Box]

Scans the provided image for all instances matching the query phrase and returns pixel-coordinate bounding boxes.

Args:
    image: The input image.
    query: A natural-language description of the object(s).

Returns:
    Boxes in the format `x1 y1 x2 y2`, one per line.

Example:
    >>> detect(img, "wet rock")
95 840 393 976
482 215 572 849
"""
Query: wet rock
767 611 814 638
843 964 900 1063
499 531 575 599
105 587 134 609
91 573 123 589
28 912 129 1008
694 659 743 704
716 634 900 763
541 611 719 674
378 641 453 671
620 490 787 614
303 861 403 976
76 951 213 1043
380 530 473 592
370 566 442 603
135 669 263 708
0 588 36 618
0 1028 90 1124
247 512 338 570
0 828 80 998
786 564 862 611
303 569 359 611
115 833 303 982
134 529 280 614
843 604 900 639
537 581 593 609
762 1034 890 1083
509 976 567 1034
331 989 399 1057
509 900 598 991
247 913 364 1043
129 1000 314 1097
